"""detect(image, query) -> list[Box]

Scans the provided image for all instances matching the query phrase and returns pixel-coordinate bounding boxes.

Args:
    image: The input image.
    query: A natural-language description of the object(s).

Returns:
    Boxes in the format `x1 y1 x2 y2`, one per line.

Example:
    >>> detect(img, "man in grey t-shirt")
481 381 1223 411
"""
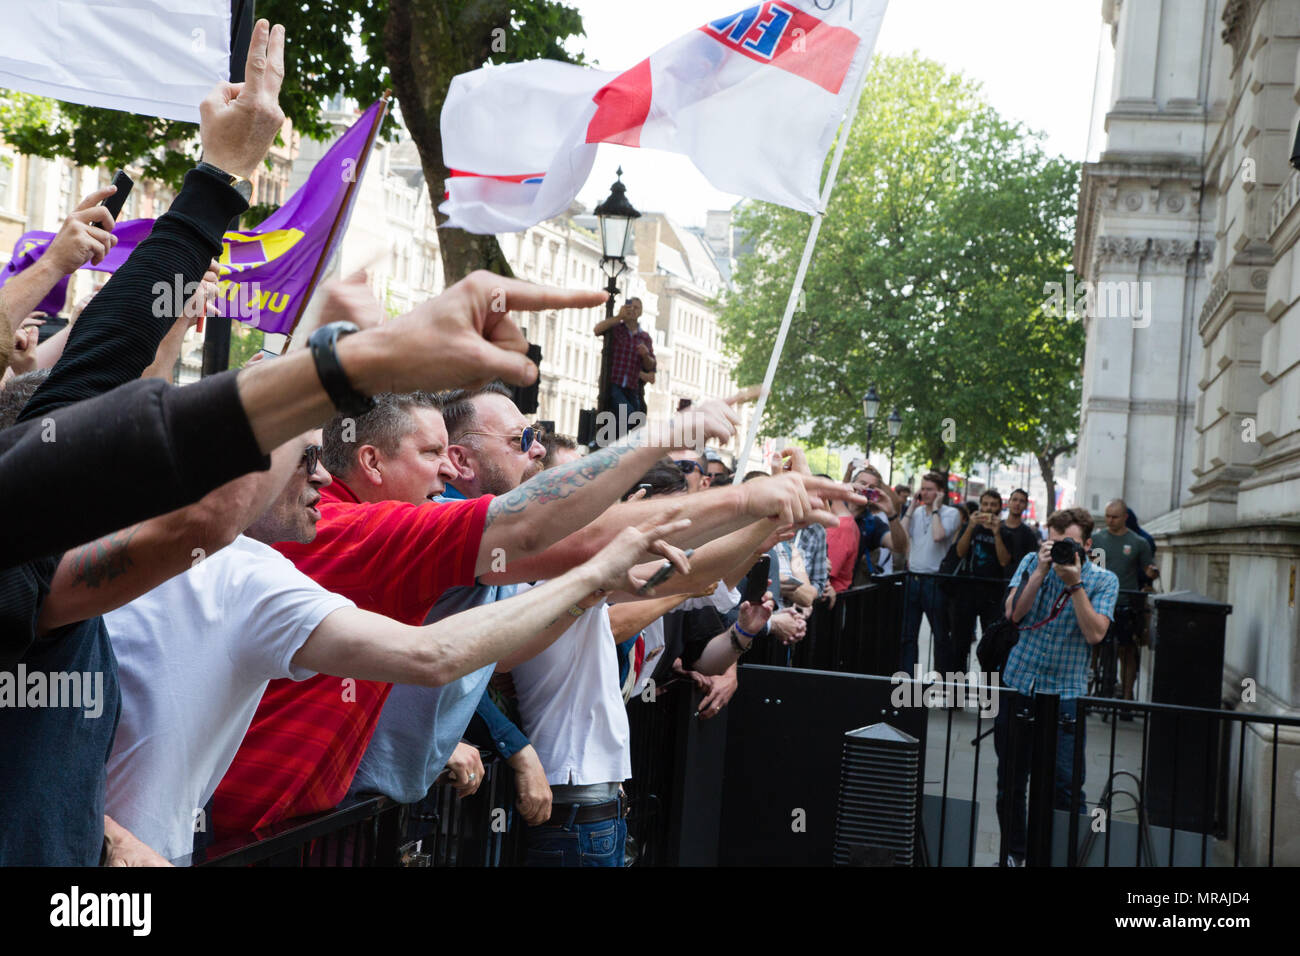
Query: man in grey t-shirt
1090 498 1157 701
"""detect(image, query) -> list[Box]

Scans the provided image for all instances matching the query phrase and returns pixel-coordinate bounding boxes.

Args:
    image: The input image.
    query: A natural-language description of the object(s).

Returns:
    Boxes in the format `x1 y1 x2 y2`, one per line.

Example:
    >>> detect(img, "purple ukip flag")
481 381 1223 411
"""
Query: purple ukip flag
0 98 387 335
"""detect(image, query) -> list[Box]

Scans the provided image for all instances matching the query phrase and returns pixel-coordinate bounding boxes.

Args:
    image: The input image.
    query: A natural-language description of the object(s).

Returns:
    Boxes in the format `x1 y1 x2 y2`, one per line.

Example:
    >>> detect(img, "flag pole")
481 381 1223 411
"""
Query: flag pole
735 52 875 473
281 91 391 351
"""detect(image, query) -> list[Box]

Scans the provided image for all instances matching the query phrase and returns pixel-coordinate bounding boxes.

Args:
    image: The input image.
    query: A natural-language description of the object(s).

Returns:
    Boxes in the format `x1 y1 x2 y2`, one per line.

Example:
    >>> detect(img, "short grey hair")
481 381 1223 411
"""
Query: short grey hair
321 391 440 479
0 368 51 430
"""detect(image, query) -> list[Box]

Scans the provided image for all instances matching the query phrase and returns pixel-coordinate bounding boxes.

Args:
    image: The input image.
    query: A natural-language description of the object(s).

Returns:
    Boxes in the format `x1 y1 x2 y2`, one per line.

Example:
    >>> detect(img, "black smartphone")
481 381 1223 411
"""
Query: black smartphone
742 555 771 605
636 548 694 595
100 170 134 227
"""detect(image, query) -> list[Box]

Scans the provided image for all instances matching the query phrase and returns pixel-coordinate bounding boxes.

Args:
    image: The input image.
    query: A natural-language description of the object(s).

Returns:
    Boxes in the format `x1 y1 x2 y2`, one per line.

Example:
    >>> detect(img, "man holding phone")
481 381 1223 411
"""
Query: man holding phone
947 490 1013 672
899 472 961 673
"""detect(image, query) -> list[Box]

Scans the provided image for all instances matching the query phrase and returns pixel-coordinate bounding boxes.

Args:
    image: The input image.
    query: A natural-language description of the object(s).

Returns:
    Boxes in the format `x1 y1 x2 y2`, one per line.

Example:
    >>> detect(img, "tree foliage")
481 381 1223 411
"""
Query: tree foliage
718 54 1082 489
0 0 585 281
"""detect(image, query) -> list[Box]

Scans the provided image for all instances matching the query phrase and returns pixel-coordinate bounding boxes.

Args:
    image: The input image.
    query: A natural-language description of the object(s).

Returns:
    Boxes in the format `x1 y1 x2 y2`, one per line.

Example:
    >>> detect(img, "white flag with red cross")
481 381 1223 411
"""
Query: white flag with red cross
440 0 889 234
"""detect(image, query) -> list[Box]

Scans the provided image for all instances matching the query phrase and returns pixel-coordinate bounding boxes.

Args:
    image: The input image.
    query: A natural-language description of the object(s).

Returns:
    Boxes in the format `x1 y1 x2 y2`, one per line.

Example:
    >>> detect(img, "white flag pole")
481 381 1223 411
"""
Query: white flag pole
735 49 876 473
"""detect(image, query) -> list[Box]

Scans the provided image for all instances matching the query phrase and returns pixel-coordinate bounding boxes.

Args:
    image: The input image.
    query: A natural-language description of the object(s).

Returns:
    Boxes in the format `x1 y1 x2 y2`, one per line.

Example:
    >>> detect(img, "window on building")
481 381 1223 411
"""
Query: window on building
0 151 15 212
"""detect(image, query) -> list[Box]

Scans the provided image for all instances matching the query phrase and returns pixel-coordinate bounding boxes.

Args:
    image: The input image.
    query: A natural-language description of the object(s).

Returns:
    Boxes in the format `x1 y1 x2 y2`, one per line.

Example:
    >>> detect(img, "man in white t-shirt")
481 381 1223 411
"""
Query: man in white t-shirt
899 471 961 674
509 585 771 867
103 432 690 863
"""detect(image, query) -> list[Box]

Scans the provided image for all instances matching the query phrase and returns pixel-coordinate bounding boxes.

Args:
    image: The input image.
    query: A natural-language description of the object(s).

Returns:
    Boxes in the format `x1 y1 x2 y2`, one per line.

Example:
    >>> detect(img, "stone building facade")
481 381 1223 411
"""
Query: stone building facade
1075 0 1300 862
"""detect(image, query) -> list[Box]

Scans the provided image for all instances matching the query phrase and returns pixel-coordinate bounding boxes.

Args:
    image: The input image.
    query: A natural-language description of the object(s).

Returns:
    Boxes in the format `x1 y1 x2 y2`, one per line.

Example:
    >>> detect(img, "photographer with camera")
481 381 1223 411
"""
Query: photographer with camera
994 507 1118 866
945 490 1012 671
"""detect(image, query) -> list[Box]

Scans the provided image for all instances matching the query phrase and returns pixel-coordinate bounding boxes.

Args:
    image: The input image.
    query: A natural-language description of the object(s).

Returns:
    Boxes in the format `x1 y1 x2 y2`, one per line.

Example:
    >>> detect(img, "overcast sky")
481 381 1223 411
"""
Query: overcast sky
570 0 1108 227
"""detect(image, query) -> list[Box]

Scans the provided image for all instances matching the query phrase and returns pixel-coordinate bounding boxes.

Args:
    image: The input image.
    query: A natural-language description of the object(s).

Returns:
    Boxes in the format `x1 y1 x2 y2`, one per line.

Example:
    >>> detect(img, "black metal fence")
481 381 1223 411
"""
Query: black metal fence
197 571 1294 867
197 757 524 867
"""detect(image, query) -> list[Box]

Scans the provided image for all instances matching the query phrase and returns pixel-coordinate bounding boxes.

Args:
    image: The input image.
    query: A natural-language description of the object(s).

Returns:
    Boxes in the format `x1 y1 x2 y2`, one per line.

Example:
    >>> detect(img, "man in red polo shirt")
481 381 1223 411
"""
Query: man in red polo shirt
213 390 800 836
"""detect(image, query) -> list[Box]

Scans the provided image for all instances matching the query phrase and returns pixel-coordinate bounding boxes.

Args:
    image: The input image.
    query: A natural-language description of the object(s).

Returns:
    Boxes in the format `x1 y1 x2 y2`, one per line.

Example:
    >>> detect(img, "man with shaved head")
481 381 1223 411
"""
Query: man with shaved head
1091 498 1157 705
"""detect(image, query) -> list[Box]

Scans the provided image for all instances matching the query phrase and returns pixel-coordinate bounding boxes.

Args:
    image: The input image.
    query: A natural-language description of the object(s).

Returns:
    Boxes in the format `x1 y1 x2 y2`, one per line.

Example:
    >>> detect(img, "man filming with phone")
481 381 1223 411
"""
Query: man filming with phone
994 507 1119 866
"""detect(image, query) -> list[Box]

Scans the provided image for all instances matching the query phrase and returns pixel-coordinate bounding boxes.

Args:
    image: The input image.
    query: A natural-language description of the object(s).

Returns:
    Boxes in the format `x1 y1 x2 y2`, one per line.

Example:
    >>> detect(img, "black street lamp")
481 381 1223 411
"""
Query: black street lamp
887 406 902 485
861 384 880 460
592 167 641 429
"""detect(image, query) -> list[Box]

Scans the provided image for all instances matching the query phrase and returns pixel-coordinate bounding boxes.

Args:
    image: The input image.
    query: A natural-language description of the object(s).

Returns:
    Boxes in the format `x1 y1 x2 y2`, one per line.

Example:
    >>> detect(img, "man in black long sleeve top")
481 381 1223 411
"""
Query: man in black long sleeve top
0 20 612 864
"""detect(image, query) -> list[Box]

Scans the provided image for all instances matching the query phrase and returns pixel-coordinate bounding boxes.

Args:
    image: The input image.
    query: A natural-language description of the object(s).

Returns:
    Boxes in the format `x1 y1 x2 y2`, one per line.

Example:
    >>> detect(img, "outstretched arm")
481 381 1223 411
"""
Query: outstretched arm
37 436 308 634
294 517 692 685
481 472 861 585
474 397 746 577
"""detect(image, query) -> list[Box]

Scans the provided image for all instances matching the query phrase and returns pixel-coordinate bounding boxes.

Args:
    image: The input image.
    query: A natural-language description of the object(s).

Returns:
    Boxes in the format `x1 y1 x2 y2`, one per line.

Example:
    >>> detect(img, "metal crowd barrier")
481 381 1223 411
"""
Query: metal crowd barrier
195 571 1291 867
197 756 523 867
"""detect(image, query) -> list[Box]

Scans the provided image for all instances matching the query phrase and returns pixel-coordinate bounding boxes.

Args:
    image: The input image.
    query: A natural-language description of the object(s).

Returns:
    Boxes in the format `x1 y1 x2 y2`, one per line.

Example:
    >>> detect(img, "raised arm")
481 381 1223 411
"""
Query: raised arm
293 517 691 685
481 471 861 585
692 598 774 675
18 21 288 421
36 435 308 634
474 397 745 577
0 186 119 342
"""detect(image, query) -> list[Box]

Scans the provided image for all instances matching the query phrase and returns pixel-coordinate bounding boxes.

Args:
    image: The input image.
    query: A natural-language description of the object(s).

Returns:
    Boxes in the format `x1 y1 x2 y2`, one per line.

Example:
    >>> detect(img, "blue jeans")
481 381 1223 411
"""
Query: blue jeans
993 692 1086 862
609 383 643 437
899 576 949 674
525 800 627 867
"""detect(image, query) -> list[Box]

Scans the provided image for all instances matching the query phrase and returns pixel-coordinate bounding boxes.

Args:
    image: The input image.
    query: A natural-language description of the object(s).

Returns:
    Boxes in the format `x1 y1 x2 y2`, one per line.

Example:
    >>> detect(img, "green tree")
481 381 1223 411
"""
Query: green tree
0 1 585 282
718 54 1082 497
228 325 265 369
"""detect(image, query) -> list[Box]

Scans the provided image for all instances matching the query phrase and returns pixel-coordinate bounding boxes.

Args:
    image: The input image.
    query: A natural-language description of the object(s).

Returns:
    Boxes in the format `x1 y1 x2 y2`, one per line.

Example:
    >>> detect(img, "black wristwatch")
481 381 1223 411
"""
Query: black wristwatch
308 321 376 418
195 159 253 202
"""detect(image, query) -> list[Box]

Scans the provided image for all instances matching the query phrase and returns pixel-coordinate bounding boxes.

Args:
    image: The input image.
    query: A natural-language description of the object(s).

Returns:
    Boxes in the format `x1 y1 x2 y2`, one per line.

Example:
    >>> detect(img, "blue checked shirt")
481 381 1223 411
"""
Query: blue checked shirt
796 524 829 593
1002 551 1119 699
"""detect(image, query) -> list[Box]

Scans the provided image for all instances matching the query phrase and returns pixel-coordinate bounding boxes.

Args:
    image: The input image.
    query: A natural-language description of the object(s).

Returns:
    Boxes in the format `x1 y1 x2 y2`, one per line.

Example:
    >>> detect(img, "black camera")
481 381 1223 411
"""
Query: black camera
1050 539 1088 566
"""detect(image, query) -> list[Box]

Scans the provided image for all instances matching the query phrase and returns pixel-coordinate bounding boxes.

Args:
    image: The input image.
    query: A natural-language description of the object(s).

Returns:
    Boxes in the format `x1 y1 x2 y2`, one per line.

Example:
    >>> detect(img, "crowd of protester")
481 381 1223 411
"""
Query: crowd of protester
0 20 1168 870
0 20 872 868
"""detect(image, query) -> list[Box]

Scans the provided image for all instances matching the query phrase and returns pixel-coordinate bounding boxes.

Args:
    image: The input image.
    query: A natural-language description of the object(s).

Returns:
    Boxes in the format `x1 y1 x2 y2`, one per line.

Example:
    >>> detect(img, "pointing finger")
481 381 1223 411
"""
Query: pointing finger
727 385 762 406
74 186 117 213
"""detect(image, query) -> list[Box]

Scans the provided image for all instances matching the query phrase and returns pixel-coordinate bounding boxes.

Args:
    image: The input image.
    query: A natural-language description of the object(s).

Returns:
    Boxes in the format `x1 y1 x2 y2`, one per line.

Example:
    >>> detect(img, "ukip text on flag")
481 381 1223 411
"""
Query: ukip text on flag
440 0 889 234
0 99 387 337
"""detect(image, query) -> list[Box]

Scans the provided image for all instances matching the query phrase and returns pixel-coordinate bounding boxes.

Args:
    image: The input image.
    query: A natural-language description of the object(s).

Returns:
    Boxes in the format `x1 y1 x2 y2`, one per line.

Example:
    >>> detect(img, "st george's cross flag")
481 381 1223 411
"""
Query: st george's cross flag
0 0 233 123
440 0 889 234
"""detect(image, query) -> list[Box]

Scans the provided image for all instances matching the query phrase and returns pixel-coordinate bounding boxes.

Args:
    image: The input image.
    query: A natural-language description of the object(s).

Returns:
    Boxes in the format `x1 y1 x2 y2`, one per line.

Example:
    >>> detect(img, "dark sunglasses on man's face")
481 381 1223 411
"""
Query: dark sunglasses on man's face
301 444 323 477
674 459 701 475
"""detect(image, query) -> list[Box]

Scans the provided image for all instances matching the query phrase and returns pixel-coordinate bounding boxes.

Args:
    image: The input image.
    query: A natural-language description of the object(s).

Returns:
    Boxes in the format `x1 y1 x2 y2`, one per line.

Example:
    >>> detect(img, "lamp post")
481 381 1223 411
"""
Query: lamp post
592 167 641 435
887 406 902 485
861 384 880 462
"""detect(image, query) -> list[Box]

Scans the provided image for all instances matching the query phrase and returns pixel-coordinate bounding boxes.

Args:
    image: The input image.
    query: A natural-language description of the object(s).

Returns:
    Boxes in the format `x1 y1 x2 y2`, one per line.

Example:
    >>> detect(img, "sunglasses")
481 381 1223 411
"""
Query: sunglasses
460 425 545 454
301 444 322 476
674 459 702 475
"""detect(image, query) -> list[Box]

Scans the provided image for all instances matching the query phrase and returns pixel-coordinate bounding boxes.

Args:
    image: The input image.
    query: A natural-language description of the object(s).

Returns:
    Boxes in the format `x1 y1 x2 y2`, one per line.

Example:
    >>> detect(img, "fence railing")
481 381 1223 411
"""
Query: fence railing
195 570 1292 867
197 756 523 867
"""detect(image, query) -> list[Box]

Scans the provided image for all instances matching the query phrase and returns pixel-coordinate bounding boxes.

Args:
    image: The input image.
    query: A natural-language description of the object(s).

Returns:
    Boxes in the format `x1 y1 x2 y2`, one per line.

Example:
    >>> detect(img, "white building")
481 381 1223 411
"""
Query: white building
1075 0 1300 862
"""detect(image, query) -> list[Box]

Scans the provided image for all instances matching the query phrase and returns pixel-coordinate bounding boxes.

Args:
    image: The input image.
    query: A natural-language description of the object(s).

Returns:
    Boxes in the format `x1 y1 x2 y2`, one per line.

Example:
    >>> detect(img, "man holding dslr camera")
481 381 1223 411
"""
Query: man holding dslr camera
995 507 1118 866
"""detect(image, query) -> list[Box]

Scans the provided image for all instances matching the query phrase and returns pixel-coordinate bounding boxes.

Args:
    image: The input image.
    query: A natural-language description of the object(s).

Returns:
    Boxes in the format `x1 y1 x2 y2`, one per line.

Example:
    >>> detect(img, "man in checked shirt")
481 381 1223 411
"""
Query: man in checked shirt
594 298 654 437
995 506 1119 866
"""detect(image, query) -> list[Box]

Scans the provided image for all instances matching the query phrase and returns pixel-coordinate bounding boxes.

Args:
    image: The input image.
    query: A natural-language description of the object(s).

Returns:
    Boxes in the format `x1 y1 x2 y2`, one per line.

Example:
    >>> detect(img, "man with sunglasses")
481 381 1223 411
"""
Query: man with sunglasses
212 384 824 838
98 430 689 863
668 448 708 493
349 383 552 824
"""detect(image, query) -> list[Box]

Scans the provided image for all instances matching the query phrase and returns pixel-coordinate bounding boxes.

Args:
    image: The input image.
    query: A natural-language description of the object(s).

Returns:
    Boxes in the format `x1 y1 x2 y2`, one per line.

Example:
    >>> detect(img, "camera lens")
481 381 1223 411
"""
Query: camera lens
1050 540 1077 565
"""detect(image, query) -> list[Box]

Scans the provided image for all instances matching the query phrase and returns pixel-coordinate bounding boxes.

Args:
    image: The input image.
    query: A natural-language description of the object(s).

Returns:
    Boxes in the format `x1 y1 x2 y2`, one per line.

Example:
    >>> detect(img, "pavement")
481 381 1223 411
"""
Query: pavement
911 622 1232 867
